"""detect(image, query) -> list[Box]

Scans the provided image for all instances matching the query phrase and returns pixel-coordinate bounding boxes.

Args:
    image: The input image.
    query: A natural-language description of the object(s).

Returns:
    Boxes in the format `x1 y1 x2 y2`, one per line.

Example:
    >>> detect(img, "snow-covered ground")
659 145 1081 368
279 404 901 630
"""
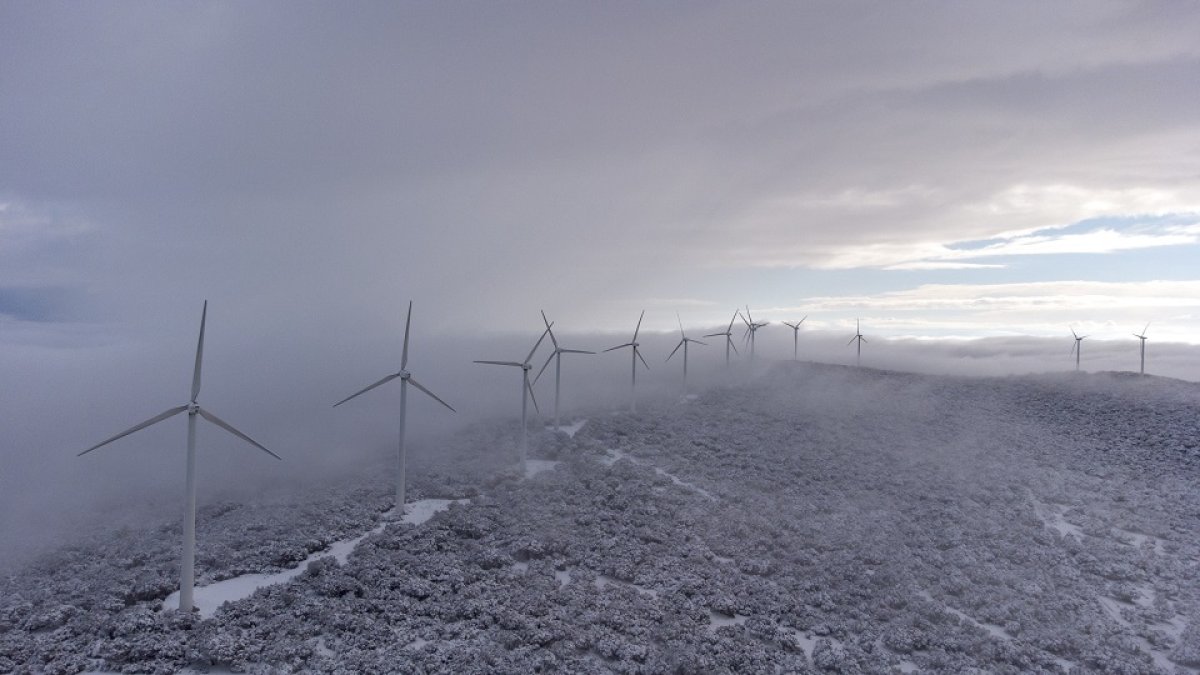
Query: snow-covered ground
158 499 471 619
4 363 1200 673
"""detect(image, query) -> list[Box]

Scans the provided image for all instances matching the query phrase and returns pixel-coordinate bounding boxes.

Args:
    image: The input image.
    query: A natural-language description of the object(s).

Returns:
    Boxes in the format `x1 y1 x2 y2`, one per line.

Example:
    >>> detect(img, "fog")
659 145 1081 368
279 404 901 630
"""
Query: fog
3 310 1198 572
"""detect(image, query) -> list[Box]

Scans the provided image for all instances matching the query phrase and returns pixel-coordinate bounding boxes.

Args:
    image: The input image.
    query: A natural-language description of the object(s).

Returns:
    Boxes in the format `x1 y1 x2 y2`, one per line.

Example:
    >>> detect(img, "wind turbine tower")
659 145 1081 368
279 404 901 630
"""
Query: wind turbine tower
782 316 807 361
79 302 280 613
1133 323 1150 376
848 319 867 367
333 301 455 514
703 310 741 367
741 306 769 360
534 310 594 427
1070 328 1087 372
666 313 706 394
604 310 650 412
476 324 551 468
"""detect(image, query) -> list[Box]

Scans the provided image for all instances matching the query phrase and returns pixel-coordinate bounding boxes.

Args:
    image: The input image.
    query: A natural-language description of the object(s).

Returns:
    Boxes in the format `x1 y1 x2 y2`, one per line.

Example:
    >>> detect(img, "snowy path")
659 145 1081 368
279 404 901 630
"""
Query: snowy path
600 447 716 501
549 418 587 437
161 498 468 618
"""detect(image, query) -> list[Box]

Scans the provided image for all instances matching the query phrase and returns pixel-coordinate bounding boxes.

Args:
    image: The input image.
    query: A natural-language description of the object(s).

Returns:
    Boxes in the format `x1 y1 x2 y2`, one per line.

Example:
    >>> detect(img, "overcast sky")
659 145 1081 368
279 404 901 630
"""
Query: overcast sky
4 2 1200 563
3 1 1200 342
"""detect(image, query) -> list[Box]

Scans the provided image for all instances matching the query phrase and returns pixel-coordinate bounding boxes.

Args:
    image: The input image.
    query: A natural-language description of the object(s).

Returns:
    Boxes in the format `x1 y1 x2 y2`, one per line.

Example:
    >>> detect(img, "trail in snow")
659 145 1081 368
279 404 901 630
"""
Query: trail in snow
161 498 468 618
601 448 716 501
549 419 587 437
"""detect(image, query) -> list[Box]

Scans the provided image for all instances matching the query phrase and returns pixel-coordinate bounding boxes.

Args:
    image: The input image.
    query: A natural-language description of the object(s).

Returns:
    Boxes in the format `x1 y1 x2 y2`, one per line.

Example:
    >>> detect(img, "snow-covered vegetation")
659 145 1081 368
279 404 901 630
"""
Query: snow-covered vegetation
3 363 1199 673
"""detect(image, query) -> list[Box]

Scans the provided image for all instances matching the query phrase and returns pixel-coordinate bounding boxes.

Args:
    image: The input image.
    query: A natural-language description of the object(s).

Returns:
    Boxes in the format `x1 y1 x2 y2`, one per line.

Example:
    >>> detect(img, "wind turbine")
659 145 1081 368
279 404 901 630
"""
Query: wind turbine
847 319 866 367
703 310 741 367
78 301 280 613
604 310 650 412
333 301 455 514
475 324 551 468
782 316 807 361
741 306 769 360
1133 323 1150 375
533 310 594 428
1070 327 1087 372
666 313 706 394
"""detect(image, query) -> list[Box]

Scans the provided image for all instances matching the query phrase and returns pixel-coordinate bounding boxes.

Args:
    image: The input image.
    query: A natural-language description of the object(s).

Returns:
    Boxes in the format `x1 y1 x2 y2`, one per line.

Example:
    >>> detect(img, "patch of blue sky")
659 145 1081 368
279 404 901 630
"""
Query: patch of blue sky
948 212 1200 252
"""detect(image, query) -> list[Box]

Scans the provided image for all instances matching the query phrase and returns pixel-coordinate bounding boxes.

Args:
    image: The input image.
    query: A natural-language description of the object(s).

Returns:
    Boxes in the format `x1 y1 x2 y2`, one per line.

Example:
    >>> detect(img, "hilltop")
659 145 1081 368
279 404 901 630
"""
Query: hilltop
3 363 1200 674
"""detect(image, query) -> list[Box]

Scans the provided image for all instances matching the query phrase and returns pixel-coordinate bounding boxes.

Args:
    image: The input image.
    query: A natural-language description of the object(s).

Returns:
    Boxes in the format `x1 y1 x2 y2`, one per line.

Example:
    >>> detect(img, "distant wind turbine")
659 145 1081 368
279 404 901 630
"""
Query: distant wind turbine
1133 323 1150 375
475 324 551 468
333 301 455 514
782 316 807 361
78 302 280 613
533 310 594 428
604 310 650 412
1070 328 1087 372
666 313 706 394
847 319 867 367
703 310 740 367
741 306 768 360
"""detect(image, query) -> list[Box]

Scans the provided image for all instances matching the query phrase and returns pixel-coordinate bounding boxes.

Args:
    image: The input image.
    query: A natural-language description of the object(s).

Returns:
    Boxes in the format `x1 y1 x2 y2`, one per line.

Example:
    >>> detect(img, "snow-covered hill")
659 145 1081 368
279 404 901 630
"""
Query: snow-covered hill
3 363 1200 673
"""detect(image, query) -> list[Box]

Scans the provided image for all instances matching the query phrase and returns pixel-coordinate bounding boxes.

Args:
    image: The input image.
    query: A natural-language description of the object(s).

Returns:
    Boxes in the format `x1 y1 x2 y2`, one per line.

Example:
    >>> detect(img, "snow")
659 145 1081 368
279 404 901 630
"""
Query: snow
523 459 560 478
161 498 468 618
13 364 1200 674
550 418 587 437
600 447 716 500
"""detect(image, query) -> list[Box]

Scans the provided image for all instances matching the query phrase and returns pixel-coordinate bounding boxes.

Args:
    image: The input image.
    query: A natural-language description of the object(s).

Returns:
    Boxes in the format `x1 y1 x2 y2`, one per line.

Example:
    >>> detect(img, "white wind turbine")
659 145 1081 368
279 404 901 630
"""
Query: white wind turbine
848 319 867 367
78 302 280 613
741 306 769 360
533 310 594 428
782 316 807 361
475 324 551 468
666 313 706 394
1133 323 1150 375
604 310 650 412
1070 327 1087 372
703 310 741 367
333 301 455 514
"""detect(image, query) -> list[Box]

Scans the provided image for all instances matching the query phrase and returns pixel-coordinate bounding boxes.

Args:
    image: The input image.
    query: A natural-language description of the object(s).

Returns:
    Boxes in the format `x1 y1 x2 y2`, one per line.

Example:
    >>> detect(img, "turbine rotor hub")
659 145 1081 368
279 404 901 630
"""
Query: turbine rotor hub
186 402 200 414
400 370 411 380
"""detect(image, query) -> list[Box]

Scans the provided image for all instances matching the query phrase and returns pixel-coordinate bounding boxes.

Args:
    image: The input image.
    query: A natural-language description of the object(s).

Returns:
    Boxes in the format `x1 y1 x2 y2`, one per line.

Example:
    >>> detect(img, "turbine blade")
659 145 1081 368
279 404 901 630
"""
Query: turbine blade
728 311 739 332
407 376 456 412
633 310 645 342
474 360 525 367
800 315 807 324
401 300 413 370
1069 341 1077 356
1070 327 1078 339
740 312 752 328
636 347 650 370
702 332 724 338
847 336 857 346
526 378 540 415
677 312 684 337
1142 322 1151 336
198 407 281 460
78 405 189 456
603 343 632 353
861 337 867 344
728 336 739 355
541 310 559 349
692 339 708 346
561 348 594 354
525 324 552 364
191 301 207 402
666 339 683 362
533 352 555 385
332 372 401 407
